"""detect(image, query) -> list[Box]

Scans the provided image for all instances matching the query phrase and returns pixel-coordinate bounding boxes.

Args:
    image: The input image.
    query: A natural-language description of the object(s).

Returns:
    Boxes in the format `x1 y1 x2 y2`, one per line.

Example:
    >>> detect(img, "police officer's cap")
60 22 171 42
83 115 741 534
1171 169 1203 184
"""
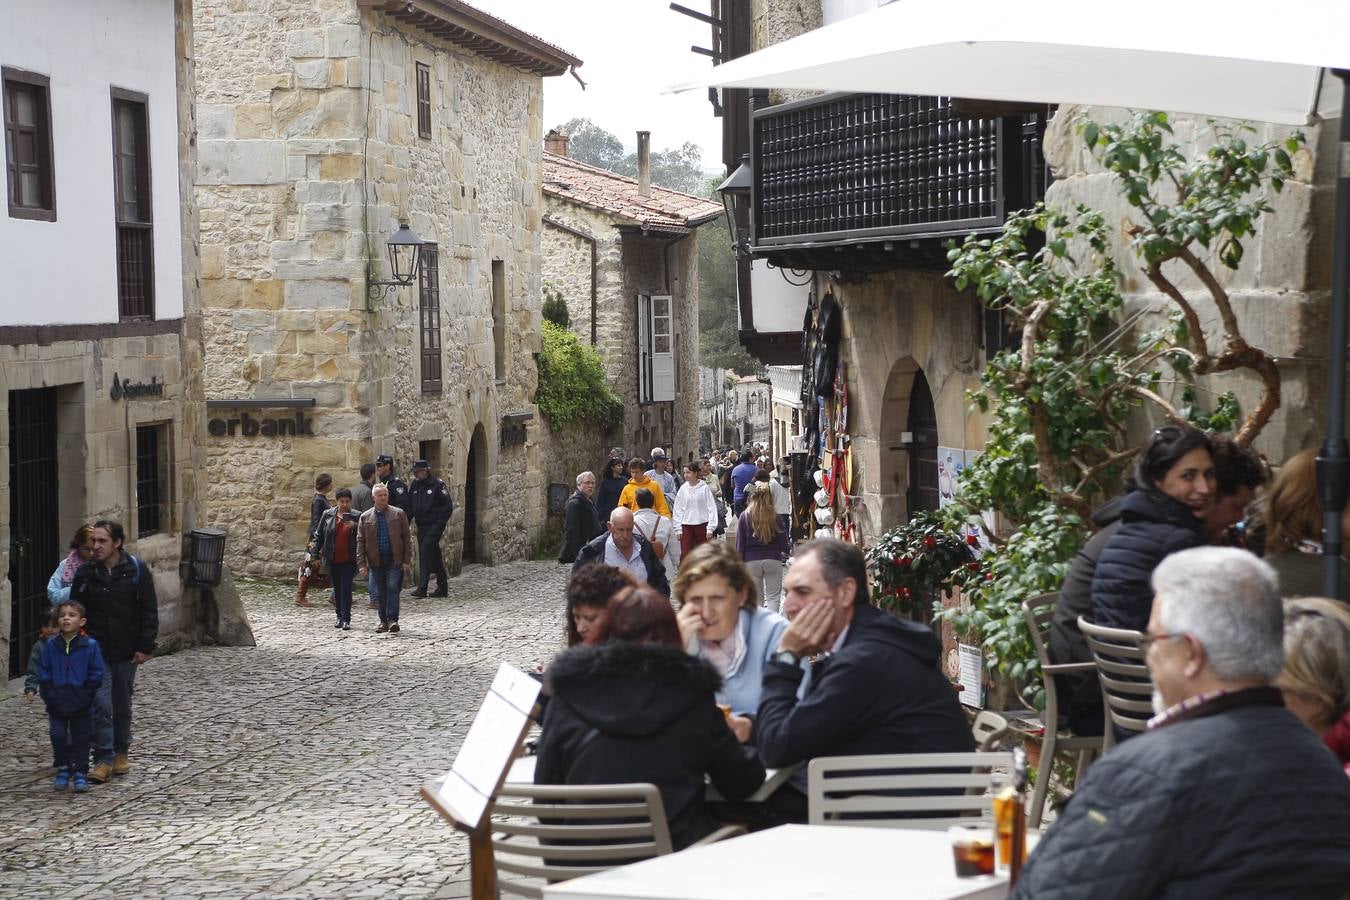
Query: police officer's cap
412 459 430 471
375 454 394 465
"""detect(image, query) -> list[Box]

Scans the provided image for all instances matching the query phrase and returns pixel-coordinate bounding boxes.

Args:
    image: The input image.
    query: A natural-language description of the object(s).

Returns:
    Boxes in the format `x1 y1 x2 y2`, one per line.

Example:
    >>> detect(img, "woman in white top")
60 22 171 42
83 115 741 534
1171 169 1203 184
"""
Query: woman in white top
673 461 718 560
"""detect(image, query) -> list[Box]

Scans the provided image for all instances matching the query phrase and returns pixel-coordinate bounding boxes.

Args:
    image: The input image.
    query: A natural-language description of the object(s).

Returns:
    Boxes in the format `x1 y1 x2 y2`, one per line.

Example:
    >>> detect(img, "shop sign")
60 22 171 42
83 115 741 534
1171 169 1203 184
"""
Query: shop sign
110 373 165 401
208 411 315 437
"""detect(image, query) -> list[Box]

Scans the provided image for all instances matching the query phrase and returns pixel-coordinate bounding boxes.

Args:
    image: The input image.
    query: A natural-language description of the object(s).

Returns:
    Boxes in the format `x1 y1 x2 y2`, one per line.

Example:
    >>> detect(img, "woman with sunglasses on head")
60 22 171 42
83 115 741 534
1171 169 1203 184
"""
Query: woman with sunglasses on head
1090 425 1216 633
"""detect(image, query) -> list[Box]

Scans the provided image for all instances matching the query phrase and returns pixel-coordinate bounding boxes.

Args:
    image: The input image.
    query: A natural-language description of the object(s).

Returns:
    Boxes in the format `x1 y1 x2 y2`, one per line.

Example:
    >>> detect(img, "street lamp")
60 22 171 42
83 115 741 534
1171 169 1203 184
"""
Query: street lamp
716 154 752 258
366 221 425 303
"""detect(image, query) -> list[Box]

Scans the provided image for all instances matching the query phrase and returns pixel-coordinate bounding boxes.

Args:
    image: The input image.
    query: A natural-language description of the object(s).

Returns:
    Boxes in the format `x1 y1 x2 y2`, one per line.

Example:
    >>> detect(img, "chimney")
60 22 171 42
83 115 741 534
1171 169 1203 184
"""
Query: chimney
637 130 651 197
544 128 569 157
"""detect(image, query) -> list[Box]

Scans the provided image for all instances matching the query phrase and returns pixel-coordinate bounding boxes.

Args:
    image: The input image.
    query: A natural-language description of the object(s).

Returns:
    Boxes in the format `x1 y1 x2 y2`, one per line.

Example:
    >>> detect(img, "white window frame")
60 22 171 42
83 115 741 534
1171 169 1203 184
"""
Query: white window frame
636 293 676 403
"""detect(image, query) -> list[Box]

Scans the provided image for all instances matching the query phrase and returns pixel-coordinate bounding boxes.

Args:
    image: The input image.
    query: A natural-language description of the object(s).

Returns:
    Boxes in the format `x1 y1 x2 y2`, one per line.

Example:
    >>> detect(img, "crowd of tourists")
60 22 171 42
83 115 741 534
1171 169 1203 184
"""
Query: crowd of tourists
542 433 1350 893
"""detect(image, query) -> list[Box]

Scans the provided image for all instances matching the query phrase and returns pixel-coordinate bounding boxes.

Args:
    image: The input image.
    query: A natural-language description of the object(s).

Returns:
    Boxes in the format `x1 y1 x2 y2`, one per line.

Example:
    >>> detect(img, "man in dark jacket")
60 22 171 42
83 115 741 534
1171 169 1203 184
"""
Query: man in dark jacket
408 459 454 598
559 470 602 564
71 519 158 784
755 539 972 814
375 453 410 513
1014 547 1350 899
573 508 669 596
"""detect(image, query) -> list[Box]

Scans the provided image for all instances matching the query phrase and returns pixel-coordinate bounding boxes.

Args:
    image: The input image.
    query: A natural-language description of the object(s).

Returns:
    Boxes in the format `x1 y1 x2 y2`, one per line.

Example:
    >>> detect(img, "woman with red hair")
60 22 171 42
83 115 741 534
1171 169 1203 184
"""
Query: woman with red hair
536 586 765 849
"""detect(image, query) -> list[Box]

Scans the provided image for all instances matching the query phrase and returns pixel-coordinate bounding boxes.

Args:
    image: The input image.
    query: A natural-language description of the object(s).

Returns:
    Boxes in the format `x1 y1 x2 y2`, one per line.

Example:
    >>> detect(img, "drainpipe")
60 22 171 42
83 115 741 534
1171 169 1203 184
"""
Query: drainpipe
542 215 598 346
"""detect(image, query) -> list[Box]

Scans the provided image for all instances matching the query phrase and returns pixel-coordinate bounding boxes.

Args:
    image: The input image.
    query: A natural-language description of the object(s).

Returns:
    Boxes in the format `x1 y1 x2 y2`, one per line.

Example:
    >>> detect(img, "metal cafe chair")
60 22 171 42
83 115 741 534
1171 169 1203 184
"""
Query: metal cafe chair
1022 596 1105 828
807 751 1014 829
1077 616 1154 750
490 782 742 898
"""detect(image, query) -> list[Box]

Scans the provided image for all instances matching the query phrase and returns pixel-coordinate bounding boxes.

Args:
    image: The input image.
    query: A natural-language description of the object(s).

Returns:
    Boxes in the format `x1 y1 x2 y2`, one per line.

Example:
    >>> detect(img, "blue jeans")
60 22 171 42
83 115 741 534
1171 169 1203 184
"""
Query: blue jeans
93 660 136 763
330 561 357 623
50 711 93 774
368 565 403 624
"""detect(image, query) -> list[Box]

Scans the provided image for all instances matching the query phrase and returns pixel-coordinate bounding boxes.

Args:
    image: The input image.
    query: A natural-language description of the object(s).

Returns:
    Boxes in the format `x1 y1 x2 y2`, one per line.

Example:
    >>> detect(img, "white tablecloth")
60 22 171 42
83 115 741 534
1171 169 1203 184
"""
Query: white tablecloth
543 824 1008 900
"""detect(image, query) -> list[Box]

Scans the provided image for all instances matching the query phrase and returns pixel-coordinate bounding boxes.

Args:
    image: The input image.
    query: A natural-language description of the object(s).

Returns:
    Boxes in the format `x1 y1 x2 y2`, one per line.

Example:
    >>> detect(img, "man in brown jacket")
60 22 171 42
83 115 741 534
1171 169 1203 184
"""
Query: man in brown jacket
357 484 412 633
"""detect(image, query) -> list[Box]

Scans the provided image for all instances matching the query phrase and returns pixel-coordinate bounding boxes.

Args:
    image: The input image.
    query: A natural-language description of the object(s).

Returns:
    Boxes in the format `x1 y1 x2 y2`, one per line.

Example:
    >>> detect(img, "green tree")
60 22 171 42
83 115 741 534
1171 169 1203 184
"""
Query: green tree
553 120 706 196
535 321 622 427
554 117 625 172
541 281 571 330
699 218 761 376
917 112 1302 704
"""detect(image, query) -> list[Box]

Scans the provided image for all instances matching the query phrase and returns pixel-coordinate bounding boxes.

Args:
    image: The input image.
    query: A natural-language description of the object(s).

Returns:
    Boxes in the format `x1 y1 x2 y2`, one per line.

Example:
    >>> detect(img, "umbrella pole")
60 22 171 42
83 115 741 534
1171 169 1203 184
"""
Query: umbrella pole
1317 69 1350 597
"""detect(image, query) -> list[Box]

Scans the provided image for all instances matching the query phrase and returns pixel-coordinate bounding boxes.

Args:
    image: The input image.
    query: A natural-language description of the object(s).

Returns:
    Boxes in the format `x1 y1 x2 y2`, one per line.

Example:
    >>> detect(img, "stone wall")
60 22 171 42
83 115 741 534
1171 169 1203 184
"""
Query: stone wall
1042 106 1335 463
195 0 549 577
542 198 703 461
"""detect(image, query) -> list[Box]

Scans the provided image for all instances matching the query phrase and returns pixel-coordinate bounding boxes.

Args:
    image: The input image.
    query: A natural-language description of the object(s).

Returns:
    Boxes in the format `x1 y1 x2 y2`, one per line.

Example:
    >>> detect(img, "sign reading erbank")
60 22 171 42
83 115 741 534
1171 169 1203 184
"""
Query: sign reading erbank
208 411 314 437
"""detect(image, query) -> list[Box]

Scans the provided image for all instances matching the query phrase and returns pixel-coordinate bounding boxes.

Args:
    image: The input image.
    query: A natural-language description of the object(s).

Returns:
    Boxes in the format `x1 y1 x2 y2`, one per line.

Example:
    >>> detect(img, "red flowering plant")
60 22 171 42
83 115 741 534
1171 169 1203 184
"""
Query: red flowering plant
865 511 975 621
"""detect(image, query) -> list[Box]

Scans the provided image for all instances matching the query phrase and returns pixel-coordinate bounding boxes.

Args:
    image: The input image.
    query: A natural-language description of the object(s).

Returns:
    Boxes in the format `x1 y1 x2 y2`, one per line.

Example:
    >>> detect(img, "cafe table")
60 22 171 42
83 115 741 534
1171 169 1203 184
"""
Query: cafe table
504 756 801 804
542 824 1008 900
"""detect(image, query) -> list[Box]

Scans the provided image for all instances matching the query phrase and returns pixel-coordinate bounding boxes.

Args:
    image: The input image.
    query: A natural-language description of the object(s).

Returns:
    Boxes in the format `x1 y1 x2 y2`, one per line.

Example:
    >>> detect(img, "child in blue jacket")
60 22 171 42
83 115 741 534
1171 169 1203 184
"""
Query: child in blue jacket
38 600 106 793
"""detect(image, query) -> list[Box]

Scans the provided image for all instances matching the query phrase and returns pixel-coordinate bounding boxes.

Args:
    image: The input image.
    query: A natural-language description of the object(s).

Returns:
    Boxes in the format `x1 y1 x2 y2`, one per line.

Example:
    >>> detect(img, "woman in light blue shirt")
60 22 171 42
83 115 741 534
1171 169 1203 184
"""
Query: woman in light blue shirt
47 523 95 605
675 541 792 744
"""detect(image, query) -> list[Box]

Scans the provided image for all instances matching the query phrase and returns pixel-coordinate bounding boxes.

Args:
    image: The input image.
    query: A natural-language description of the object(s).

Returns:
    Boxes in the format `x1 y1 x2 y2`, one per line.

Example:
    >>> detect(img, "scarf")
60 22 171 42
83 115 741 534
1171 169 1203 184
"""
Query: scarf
58 550 81 587
699 611 748 678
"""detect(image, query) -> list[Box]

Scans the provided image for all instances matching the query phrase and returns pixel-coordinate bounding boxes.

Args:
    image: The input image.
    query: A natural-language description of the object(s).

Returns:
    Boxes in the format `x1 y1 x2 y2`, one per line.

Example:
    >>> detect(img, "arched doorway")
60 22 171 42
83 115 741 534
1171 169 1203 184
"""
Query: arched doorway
463 425 487 563
906 371 939 518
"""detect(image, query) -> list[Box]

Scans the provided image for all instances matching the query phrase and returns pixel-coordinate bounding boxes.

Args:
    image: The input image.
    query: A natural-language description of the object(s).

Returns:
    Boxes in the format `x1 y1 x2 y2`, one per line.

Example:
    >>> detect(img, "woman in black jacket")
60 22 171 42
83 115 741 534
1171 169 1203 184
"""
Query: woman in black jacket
594 458 627 525
536 586 766 849
1090 425 1215 633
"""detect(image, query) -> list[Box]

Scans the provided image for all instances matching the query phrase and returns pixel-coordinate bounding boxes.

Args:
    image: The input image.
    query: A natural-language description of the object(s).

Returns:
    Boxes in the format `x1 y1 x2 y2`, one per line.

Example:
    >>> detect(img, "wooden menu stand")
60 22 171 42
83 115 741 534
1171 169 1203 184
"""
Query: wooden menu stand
420 664 542 900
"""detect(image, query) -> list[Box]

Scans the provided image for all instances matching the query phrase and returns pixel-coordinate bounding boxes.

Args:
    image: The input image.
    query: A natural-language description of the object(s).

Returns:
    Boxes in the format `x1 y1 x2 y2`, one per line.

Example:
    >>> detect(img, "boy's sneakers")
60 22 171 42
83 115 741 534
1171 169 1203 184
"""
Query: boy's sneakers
73 773 90 793
88 762 113 784
53 769 71 791
112 754 131 776
389 622 400 634
341 621 351 631
375 622 389 633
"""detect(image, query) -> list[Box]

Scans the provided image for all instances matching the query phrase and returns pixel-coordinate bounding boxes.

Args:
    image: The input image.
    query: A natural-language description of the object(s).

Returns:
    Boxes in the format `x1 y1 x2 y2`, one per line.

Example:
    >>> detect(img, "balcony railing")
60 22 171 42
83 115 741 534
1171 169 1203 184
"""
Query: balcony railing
751 93 1047 254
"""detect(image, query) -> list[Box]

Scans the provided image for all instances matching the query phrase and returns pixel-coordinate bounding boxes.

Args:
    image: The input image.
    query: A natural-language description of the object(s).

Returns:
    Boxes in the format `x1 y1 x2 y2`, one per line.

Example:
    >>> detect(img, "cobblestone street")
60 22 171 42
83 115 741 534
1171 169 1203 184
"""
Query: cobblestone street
1 561 570 898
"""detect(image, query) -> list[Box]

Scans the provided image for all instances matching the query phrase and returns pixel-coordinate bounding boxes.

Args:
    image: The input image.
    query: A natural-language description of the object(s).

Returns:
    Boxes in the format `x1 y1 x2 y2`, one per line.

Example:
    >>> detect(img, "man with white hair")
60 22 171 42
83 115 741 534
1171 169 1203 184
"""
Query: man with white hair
558 471 601 565
1012 546 1350 899
572 507 669 597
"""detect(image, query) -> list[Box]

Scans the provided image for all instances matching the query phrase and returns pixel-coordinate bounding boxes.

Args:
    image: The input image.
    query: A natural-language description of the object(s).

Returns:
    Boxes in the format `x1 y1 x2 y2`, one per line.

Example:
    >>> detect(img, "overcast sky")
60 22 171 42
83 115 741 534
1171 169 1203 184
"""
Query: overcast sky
467 0 725 171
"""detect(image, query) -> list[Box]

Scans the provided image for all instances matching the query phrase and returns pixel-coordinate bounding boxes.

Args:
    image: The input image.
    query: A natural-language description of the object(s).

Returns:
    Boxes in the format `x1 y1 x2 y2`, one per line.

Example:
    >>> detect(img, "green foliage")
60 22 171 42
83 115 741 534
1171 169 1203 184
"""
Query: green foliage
865 512 975 618
554 117 626 171
541 281 571 330
535 321 622 427
936 111 1299 707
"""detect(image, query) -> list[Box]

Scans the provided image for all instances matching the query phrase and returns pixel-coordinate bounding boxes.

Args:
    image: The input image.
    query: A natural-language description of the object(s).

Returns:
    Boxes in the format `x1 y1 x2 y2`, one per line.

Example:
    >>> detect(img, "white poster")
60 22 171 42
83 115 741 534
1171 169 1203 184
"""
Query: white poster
937 447 965 508
958 643 985 709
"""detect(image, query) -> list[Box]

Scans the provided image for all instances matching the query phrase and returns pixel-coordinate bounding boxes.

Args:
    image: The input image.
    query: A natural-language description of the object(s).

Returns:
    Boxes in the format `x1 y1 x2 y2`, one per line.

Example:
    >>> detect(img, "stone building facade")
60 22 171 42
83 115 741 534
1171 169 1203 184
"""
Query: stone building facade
1 0 205 676
194 0 579 577
541 140 720 464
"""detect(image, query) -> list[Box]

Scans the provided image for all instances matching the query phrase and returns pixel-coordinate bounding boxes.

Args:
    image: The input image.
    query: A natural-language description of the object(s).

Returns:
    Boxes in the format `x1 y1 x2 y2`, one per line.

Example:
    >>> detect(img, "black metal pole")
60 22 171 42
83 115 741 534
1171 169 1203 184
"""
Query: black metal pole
1316 69 1350 597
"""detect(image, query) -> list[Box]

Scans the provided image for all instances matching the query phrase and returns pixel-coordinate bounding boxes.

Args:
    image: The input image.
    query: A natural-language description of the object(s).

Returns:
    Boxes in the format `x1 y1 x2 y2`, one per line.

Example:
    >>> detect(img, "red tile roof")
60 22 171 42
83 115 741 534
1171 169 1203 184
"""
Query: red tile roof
542 152 723 232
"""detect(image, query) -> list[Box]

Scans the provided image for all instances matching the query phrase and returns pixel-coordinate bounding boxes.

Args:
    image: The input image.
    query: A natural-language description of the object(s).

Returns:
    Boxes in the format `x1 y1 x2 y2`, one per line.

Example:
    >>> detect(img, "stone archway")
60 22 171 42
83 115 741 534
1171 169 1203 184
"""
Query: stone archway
463 423 488 563
876 357 924 530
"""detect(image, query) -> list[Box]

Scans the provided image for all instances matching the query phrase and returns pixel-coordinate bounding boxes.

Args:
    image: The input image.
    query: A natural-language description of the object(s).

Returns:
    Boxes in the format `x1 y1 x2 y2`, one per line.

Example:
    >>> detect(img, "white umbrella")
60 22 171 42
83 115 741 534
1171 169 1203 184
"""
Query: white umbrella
672 0 1350 593
670 0 1347 125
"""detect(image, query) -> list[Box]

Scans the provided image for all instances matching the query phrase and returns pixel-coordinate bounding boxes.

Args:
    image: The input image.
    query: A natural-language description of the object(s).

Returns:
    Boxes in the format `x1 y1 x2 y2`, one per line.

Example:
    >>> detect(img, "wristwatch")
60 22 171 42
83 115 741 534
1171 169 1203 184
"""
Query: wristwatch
773 649 800 666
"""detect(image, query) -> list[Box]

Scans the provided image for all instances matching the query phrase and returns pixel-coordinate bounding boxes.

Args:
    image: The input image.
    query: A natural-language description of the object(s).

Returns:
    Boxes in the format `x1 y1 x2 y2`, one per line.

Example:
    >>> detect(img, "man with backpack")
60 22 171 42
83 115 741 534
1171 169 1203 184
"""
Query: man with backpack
71 519 158 784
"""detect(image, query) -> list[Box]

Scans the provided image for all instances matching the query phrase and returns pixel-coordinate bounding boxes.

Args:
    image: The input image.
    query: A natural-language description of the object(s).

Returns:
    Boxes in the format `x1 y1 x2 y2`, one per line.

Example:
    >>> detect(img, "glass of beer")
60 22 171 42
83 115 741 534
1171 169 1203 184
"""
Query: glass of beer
948 826 995 877
992 784 1018 871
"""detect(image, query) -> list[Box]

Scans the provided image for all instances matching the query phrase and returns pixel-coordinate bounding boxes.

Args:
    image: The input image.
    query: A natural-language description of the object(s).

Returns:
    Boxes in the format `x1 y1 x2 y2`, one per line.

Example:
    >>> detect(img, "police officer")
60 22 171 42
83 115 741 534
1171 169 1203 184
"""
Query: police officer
374 454 410 513
408 459 454 598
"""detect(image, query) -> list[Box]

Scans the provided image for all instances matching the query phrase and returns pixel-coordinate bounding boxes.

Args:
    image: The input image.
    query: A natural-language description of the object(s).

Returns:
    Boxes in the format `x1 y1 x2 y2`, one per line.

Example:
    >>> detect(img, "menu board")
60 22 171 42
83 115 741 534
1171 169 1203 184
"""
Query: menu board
434 663 541 829
958 643 985 709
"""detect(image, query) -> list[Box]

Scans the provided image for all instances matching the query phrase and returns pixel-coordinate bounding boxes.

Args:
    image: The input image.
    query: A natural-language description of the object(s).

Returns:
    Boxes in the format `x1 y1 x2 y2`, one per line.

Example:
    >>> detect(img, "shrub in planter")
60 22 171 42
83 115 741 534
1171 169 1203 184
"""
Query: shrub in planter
865 511 975 621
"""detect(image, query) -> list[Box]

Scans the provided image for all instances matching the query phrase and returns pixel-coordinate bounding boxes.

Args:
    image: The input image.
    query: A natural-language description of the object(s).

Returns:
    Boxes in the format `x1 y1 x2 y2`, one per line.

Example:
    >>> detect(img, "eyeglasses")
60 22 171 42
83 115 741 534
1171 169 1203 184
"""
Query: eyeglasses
1139 631 1186 653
